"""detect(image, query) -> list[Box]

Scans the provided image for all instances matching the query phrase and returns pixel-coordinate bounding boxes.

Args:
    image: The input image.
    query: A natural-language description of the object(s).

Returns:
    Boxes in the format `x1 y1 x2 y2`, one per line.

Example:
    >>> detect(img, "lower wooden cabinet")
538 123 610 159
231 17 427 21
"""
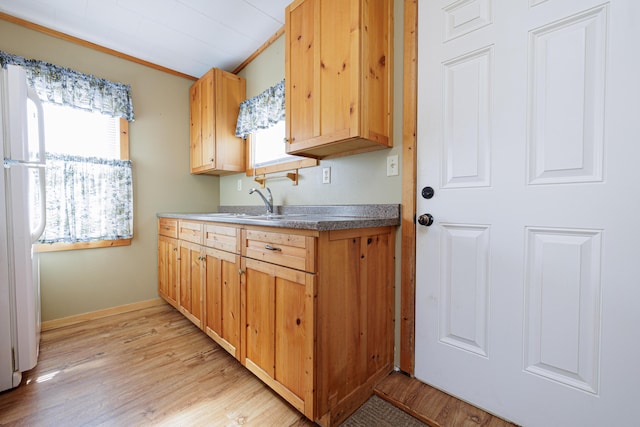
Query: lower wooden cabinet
178 240 204 328
158 219 179 309
157 235 178 308
204 247 241 358
158 218 395 426
242 257 315 418
239 225 395 426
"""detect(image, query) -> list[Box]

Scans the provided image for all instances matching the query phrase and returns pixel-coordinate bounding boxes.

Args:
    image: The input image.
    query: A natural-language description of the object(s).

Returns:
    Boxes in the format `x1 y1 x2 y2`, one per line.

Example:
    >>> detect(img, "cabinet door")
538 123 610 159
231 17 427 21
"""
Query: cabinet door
189 78 201 170
179 240 204 328
214 69 245 172
190 68 245 175
190 70 215 173
204 247 241 358
285 0 393 158
285 0 320 147
286 0 355 151
158 235 179 308
242 257 315 418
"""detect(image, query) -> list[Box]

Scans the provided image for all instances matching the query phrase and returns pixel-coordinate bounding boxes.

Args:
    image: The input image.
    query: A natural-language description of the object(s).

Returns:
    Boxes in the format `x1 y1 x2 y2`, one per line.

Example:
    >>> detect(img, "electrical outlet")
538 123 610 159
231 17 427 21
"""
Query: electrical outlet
237 179 242 191
387 155 399 176
322 167 331 184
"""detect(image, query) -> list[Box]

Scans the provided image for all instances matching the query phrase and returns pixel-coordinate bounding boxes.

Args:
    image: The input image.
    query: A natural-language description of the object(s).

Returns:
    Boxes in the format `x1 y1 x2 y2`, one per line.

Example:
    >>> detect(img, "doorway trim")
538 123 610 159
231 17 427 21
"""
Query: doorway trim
400 0 418 374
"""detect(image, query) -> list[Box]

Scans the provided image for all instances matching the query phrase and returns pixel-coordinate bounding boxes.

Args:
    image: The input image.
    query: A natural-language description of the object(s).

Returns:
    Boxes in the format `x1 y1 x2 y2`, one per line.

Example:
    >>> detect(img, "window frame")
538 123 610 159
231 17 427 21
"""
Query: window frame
35 118 132 253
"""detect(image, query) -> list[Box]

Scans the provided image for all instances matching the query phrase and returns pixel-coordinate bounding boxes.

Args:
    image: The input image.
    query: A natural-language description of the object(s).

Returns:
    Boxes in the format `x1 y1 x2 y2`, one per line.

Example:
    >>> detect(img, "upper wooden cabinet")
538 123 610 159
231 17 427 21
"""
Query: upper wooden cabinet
284 0 393 159
190 68 246 175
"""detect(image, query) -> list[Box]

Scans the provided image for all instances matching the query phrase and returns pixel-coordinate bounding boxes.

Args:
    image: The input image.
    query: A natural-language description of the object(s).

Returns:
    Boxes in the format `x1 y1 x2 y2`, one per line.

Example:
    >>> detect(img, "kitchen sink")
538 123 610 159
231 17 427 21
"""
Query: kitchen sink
243 214 307 220
199 212 249 217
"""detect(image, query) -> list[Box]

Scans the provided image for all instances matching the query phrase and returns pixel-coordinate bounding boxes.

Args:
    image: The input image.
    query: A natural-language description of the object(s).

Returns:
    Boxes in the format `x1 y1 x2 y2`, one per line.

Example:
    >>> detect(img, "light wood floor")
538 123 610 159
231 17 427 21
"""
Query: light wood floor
0 303 314 426
1 302 515 427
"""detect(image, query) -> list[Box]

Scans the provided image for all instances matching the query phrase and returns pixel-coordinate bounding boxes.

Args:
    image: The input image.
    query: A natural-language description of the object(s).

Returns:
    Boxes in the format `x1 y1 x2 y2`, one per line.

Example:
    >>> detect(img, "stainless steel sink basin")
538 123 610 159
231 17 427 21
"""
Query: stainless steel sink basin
195 213 308 221
243 214 307 220
200 212 249 217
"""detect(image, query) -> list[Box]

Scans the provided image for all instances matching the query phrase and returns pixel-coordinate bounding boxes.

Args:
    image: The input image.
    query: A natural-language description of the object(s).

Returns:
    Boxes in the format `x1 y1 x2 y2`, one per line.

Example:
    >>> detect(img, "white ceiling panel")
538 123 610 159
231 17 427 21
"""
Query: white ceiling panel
243 0 289 22
115 0 180 26
0 0 292 78
176 0 282 43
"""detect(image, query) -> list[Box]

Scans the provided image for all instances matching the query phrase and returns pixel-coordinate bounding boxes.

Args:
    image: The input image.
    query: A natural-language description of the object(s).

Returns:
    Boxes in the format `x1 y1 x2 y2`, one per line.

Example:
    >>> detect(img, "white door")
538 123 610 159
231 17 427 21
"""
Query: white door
415 1 640 426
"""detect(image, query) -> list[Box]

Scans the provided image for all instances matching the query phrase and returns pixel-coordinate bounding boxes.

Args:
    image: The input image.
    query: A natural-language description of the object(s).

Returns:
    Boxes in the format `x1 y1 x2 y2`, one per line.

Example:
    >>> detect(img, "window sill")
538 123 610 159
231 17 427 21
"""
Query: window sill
35 238 132 253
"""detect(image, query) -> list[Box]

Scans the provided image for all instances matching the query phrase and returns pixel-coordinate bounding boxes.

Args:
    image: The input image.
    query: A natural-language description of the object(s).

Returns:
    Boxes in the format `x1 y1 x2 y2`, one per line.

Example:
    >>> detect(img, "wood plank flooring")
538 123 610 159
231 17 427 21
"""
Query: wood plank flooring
0 303 313 426
375 372 516 427
1 302 515 426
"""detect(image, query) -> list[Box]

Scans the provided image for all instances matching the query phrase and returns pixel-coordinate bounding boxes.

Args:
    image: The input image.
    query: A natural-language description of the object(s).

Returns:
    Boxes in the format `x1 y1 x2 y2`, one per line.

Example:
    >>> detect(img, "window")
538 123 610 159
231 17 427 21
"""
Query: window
0 50 136 252
43 104 121 158
36 105 132 252
250 120 299 167
237 80 317 175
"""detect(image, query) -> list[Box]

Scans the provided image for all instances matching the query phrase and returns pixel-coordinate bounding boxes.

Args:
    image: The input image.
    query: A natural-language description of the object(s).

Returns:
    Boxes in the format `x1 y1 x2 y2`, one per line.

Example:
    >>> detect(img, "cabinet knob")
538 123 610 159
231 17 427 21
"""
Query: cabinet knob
265 244 282 252
238 268 245 275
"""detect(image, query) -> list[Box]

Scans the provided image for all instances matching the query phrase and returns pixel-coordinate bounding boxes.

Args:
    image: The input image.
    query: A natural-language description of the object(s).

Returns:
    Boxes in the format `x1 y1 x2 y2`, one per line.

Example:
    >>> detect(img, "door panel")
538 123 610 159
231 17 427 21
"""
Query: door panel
527 6 607 185
205 249 241 355
221 255 241 349
275 276 305 399
438 224 490 357
523 227 602 394
179 241 203 327
245 267 275 377
442 47 492 188
415 1 640 425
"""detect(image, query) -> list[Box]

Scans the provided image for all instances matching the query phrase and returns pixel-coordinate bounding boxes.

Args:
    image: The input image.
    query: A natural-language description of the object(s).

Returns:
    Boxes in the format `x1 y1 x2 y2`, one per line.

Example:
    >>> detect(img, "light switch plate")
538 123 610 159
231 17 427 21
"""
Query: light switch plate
387 155 399 176
322 167 331 184
237 179 242 191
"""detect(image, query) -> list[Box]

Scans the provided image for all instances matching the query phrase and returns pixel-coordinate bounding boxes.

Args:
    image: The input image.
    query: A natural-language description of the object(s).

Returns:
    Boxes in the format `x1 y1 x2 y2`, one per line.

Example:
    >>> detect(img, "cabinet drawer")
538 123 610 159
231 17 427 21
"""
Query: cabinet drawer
158 218 178 238
204 223 240 253
178 220 203 244
243 229 316 273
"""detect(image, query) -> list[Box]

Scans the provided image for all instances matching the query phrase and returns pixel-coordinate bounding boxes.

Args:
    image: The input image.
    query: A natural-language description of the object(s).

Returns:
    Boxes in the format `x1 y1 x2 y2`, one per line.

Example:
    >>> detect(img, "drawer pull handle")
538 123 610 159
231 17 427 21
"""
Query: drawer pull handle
265 244 282 252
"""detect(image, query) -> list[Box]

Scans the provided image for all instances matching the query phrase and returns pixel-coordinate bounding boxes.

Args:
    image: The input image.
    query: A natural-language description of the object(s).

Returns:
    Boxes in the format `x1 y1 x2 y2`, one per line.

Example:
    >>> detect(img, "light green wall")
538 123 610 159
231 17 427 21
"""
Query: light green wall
0 20 220 321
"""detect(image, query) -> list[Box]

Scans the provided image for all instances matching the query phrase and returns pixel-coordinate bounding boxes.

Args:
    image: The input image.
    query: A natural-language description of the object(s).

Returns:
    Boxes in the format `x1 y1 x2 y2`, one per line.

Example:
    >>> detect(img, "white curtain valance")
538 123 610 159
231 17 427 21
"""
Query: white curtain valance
235 79 284 138
0 50 134 121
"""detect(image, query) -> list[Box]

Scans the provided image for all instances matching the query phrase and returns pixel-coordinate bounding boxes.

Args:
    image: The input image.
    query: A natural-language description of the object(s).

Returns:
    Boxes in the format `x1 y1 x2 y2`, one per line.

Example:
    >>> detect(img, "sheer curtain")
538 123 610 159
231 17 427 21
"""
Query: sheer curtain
1 51 134 244
39 154 132 243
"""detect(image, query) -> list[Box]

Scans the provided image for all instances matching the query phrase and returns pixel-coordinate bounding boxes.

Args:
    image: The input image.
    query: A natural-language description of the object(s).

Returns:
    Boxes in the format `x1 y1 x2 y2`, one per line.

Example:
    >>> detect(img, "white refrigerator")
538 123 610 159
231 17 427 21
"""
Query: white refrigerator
0 64 46 392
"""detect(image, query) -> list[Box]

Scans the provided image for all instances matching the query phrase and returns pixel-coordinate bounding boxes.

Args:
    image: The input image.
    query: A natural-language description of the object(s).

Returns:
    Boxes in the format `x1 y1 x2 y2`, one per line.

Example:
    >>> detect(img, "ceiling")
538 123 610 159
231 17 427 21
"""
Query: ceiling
0 0 292 79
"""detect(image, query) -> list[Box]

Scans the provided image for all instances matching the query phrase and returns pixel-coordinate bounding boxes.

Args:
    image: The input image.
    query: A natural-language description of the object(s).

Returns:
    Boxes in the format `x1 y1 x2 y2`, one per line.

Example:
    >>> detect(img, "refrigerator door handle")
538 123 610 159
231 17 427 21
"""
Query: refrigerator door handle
27 87 46 164
3 158 46 168
27 87 46 243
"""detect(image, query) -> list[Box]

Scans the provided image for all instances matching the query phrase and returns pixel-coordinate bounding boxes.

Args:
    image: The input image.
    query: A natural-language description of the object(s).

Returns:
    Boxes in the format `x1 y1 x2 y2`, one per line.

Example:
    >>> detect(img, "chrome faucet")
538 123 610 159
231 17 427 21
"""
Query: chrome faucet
249 187 273 215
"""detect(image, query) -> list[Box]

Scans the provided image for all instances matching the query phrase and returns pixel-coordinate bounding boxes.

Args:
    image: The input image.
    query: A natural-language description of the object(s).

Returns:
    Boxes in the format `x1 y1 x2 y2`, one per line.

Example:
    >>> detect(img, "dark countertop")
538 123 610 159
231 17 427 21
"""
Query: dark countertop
157 204 401 231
